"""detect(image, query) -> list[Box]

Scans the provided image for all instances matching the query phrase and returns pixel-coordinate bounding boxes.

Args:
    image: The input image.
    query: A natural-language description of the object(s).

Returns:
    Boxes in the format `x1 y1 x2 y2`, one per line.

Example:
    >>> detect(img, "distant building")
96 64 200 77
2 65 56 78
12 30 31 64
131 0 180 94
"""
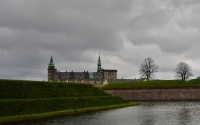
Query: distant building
47 54 117 86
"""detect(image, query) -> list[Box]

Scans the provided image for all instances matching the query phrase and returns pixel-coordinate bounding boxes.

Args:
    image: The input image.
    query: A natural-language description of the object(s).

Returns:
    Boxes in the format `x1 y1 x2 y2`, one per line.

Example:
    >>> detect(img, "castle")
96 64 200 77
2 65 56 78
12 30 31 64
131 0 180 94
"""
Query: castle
47 54 117 85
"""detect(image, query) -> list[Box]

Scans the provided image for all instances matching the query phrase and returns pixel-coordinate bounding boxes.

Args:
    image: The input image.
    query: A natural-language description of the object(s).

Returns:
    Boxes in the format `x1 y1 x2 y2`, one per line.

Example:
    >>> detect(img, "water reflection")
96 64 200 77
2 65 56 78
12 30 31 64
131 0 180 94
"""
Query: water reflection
13 101 200 125
140 111 155 125
178 107 190 125
177 102 196 125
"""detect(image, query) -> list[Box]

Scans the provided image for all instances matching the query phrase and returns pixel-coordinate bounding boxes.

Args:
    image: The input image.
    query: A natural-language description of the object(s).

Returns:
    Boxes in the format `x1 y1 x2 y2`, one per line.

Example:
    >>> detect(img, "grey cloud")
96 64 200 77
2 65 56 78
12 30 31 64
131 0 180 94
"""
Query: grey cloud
0 0 200 80
122 0 200 54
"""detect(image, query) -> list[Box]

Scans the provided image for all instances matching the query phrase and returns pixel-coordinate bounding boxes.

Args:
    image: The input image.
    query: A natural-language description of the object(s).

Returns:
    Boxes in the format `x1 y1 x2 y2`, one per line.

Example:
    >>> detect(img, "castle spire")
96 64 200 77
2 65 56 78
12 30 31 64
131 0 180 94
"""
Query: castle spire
48 55 55 66
97 52 101 71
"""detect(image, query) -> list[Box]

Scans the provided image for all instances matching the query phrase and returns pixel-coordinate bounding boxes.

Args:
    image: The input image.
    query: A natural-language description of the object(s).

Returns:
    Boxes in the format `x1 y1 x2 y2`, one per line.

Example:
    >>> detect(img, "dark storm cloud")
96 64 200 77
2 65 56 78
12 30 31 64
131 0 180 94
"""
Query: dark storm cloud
0 0 200 80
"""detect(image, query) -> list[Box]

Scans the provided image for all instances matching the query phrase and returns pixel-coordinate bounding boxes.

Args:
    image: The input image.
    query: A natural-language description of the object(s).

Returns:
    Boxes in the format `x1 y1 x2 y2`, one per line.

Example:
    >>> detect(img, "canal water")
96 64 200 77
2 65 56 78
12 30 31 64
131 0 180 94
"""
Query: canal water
13 101 200 125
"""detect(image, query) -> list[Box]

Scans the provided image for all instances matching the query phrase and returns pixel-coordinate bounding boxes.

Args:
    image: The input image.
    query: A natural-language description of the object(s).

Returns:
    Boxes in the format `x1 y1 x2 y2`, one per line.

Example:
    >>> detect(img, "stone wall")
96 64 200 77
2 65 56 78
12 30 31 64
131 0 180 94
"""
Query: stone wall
105 89 200 101
103 70 117 79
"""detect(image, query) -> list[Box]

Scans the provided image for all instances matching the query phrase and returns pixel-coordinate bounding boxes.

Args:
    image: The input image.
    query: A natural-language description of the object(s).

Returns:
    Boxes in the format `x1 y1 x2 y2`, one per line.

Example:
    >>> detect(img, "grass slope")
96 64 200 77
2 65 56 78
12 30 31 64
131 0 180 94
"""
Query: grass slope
0 79 109 99
0 96 128 117
0 79 139 123
0 102 139 123
102 79 200 90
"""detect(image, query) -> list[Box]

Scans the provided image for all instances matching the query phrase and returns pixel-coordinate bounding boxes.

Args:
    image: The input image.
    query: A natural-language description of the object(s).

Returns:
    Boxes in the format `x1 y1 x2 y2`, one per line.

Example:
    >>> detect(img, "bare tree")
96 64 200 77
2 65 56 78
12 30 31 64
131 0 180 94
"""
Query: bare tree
139 57 158 81
175 62 194 80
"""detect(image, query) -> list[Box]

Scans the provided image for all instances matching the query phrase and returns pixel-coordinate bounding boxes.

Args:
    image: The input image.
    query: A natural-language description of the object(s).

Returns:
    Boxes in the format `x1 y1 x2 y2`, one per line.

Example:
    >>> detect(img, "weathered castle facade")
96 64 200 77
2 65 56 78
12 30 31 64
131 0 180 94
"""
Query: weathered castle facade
47 54 117 85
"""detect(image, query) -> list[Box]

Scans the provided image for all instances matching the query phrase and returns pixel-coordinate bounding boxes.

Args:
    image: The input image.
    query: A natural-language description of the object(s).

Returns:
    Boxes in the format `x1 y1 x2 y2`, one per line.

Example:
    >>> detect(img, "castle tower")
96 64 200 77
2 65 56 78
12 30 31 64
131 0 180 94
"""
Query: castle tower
47 55 55 81
97 53 102 71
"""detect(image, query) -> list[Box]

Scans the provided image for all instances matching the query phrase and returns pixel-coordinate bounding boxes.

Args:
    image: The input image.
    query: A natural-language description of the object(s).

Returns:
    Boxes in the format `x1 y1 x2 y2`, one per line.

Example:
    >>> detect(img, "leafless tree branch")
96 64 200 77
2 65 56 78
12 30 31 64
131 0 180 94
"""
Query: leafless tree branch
175 62 194 80
139 57 158 81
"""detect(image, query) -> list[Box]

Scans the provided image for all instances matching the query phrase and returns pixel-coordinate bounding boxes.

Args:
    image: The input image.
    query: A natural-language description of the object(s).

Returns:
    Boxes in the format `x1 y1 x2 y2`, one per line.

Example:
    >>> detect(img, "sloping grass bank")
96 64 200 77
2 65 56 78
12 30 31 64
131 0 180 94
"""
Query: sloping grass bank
102 79 200 90
0 96 128 117
0 79 109 99
0 102 139 123
0 79 139 123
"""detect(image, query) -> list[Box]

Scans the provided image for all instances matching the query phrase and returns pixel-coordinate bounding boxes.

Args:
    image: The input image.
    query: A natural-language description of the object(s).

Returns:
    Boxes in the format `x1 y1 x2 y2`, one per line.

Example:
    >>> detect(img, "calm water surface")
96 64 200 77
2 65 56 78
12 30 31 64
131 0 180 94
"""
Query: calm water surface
14 101 200 125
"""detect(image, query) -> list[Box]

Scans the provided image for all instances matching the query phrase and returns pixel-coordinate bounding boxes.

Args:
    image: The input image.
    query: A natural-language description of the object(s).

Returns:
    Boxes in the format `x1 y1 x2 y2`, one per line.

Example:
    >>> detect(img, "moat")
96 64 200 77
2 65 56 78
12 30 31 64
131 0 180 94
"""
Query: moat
12 101 200 125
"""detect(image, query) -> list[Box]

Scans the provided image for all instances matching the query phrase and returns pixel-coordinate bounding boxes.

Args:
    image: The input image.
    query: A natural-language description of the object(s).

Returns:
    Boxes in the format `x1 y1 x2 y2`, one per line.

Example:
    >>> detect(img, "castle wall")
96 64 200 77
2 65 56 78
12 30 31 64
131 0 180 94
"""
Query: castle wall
89 72 93 79
88 79 108 86
93 72 104 79
103 70 117 79
59 72 70 80
47 66 56 81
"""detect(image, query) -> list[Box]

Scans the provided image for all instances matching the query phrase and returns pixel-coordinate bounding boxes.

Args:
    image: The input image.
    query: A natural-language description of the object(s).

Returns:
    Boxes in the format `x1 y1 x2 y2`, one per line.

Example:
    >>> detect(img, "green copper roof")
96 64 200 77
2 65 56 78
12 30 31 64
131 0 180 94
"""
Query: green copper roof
48 55 55 66
97 53 101 71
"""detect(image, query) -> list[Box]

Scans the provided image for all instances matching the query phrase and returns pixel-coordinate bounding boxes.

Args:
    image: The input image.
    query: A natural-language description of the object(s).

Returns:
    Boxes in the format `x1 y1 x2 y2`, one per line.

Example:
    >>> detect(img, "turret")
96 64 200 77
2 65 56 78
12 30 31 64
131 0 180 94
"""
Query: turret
48 55 55 81
97 53 102 71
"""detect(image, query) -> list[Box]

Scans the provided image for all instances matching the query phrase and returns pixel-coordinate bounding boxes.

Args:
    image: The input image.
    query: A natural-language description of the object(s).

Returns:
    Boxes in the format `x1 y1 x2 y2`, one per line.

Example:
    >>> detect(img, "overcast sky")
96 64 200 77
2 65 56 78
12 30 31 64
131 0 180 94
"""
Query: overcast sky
1 0 200 80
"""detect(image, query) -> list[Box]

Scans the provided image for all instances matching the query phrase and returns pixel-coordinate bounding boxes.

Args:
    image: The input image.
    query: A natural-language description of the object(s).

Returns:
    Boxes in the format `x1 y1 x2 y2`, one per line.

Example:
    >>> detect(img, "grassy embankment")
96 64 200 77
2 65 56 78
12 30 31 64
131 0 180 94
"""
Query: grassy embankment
102 79 200 90
0 79 139 123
